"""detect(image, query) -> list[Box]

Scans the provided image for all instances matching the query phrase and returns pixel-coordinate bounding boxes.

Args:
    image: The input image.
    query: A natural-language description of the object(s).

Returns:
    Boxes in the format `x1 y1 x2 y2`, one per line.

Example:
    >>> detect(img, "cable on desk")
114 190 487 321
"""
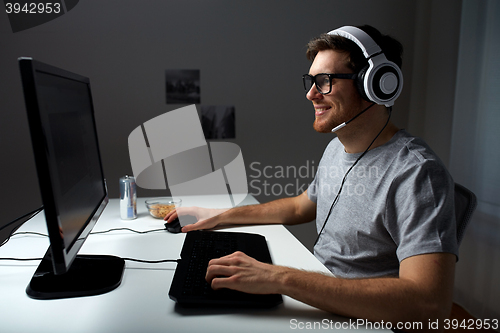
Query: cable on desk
0 257 181 264
0 206 44 247
91 228 166 235
0 257 43 261
8 231 47 238
0 206 44 233
6 227 168 243
1 226 180 263
122 258 181 264
76 255 181 264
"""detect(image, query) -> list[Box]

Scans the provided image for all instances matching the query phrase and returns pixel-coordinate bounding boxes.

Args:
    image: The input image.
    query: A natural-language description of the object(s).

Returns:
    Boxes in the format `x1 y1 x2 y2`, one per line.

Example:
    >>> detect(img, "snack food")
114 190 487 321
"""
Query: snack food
148 203 175 218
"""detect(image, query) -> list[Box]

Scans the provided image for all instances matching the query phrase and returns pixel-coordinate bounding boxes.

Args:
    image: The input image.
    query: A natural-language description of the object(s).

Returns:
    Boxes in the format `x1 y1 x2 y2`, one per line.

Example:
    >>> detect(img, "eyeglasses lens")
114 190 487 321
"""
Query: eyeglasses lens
316 75 330 94
303 75 313 91
303 74 330 94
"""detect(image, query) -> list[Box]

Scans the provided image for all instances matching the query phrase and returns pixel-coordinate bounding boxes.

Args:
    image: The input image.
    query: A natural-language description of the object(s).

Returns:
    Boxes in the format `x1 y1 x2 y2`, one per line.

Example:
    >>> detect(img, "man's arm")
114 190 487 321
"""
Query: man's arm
206 251 455 331
166 190 317 232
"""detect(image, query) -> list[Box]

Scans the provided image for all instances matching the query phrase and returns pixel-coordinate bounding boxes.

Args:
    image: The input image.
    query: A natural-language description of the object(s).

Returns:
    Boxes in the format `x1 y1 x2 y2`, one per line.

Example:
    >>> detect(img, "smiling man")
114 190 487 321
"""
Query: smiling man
166 25 458 331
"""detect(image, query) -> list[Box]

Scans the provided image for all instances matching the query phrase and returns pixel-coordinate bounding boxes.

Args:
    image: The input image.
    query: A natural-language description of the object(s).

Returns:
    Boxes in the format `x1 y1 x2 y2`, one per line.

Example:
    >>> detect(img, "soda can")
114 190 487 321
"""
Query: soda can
120 175 137 219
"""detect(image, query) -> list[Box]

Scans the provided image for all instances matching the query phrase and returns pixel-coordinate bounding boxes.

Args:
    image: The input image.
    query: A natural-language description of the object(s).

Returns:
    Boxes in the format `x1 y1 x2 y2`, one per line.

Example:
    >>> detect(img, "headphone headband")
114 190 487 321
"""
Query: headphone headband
327 26 403 107
328 26 381 59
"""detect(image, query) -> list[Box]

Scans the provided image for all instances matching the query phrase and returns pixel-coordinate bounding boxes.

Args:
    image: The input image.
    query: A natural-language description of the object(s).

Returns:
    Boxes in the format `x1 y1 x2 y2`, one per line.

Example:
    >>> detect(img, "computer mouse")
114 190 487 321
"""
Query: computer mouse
164 217 182 233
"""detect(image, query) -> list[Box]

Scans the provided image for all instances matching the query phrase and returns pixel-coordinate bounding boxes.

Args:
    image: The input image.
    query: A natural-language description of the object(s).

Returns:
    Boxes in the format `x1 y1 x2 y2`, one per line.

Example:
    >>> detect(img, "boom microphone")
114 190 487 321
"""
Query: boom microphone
331 103 376 133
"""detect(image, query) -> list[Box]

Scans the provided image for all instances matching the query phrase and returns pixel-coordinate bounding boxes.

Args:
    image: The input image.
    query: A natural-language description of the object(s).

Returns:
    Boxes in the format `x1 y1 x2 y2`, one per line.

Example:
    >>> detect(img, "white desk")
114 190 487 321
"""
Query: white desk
0 196 386 333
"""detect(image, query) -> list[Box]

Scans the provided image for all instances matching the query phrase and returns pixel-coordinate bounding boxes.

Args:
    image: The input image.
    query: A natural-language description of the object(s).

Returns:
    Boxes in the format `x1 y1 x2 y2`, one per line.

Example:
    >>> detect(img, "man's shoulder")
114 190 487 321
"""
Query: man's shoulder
384 131 453 188
382 130 441 163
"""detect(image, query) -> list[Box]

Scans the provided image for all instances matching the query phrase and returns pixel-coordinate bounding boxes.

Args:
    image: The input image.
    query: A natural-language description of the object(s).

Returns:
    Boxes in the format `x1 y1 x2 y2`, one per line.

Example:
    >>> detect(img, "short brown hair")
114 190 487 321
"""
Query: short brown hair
306 25 403 73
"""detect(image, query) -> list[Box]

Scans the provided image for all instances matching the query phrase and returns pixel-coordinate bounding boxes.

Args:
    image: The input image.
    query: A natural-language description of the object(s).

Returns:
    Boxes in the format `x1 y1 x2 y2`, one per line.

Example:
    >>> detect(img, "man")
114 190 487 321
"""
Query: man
165 25 457 329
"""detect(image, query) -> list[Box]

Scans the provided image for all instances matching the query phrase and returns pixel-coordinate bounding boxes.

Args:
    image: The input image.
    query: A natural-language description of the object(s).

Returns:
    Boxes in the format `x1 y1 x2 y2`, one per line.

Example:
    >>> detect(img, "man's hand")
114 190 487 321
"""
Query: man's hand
205 251 286 294
164 191 316 232
164 207 228 232
206 251 455 331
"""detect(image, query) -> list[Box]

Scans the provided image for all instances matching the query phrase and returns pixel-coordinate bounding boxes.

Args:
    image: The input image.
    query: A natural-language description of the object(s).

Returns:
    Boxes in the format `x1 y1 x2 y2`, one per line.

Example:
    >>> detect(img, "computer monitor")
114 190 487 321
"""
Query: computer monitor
19 58 125 300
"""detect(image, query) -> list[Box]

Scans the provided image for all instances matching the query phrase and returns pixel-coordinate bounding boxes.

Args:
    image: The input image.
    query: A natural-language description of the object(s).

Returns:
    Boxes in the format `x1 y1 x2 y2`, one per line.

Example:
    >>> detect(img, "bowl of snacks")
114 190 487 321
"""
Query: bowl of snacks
145 197 182 219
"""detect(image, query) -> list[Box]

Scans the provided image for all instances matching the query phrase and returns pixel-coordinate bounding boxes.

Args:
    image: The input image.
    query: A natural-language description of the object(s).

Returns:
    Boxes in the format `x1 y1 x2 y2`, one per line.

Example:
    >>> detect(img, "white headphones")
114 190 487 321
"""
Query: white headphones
328 26 403 107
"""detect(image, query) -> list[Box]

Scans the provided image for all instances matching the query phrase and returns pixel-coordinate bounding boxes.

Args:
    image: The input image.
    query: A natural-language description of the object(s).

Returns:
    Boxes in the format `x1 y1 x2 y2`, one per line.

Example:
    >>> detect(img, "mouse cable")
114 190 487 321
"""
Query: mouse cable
2 227 168 247
0 228 180 263
0 256 181 264
313 107 392 247
1 208 167 248
121 258 181 264
0 257 44 261
74 255 181 264
90 228 166 235
7 231 48 238
0 227 170 264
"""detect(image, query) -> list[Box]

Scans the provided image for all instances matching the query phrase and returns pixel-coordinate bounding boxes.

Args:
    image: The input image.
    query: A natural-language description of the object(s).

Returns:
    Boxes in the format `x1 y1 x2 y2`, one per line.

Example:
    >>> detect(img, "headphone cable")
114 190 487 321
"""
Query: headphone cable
313 107 392 247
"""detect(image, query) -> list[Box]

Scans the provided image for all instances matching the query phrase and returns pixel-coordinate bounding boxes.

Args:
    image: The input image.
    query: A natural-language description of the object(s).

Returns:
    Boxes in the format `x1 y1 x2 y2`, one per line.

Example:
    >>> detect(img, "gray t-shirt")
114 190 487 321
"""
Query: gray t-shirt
308 130 458 278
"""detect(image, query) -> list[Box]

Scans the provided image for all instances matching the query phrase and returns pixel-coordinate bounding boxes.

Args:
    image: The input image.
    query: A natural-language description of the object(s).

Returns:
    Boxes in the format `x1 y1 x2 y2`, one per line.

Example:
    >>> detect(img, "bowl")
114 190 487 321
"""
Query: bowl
145 197 182 219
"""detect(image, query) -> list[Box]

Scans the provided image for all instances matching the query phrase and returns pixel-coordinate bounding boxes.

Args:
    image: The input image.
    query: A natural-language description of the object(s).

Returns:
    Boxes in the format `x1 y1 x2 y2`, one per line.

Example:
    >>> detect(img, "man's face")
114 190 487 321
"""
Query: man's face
306 49 366 133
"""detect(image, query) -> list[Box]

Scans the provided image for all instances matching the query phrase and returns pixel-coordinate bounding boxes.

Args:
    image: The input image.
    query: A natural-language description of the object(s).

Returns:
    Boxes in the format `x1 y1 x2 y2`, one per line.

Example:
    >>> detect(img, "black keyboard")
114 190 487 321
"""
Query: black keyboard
182 231 237 297
169 231 283 308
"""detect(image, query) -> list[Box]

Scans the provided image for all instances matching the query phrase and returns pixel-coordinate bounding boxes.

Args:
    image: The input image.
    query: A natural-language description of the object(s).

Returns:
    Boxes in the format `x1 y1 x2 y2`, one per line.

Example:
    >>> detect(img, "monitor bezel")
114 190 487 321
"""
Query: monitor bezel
19 57 109 275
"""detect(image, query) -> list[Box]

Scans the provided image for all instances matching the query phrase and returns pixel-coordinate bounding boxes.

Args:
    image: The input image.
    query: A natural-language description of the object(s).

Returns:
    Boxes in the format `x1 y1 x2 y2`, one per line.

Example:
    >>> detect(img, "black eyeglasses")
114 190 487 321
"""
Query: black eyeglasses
302 73 357 95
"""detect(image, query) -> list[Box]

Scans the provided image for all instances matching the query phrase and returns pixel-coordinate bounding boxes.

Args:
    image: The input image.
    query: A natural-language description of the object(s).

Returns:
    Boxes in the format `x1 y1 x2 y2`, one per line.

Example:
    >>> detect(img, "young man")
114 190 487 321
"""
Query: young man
165 25 457 329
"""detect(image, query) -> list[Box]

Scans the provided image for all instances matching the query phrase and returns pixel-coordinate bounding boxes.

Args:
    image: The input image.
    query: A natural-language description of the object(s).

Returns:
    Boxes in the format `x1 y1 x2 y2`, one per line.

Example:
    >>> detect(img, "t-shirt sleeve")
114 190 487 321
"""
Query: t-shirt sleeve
385 160 459 262
307 174 318 203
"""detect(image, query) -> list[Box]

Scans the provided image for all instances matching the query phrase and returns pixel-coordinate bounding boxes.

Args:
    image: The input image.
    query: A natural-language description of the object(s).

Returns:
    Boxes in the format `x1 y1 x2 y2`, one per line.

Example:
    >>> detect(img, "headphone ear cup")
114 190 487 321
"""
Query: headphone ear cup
371 64 401 102
357 61 402 106
355 66 370 102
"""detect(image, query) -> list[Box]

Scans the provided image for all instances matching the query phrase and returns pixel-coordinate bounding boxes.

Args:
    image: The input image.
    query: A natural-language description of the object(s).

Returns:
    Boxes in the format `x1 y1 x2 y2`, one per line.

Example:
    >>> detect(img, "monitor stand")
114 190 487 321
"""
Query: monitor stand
26 248 125 300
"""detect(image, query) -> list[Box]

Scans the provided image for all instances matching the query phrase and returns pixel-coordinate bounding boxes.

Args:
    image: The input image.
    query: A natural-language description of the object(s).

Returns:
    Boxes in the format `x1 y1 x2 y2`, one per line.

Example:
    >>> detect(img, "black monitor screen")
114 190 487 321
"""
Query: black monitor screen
36 71 105 251
20 58 123 300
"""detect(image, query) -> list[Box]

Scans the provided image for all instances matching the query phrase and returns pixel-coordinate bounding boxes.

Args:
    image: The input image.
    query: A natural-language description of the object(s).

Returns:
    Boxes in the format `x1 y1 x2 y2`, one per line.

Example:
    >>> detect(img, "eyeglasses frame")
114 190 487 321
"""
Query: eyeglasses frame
302 73 357 95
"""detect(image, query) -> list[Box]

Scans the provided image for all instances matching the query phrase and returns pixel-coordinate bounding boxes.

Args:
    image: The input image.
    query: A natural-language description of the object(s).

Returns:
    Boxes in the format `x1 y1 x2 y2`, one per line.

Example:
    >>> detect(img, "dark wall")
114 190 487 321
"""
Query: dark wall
2 0 462 249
